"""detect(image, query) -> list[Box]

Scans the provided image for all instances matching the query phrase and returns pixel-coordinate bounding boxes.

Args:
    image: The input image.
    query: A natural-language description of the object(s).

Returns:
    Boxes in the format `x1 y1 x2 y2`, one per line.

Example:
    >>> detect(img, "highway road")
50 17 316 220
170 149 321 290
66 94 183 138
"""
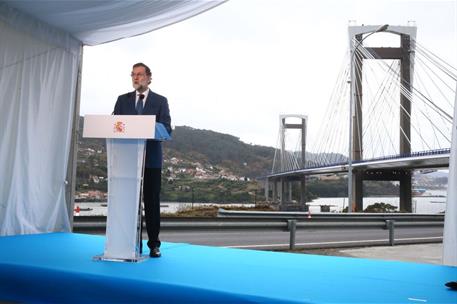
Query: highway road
157 227 443 250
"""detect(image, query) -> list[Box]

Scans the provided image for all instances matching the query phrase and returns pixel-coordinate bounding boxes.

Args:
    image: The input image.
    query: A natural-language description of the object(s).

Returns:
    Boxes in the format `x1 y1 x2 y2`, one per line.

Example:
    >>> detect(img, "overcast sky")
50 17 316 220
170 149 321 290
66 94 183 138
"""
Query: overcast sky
80 0 456 148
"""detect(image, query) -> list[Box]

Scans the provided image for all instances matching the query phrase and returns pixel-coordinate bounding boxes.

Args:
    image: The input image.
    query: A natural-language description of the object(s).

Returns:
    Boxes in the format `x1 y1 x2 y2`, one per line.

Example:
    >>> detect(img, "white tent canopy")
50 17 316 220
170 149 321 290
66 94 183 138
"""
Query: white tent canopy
2 0 225 46
0 0 225 235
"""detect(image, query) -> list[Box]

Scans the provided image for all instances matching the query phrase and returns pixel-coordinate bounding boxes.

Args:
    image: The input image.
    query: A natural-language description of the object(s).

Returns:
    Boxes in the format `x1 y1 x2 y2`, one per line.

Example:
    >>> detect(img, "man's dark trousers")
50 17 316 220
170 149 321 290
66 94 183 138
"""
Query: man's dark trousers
143 167 161 250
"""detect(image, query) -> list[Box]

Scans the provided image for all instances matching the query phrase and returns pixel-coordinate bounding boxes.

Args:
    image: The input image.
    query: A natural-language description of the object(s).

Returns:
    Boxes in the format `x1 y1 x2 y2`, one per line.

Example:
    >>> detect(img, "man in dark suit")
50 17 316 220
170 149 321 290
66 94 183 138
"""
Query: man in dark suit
113 62 171 258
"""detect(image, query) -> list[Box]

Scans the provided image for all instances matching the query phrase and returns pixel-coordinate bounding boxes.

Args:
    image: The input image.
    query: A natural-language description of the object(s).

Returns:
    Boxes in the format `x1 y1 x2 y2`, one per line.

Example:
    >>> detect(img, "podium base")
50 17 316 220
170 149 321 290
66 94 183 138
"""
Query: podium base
93 254 149 263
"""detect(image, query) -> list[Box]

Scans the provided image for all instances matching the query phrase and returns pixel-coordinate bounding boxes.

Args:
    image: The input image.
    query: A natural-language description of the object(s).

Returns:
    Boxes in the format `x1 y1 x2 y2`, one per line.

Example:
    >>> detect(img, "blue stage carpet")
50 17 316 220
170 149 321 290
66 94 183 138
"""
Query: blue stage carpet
0 233 456 303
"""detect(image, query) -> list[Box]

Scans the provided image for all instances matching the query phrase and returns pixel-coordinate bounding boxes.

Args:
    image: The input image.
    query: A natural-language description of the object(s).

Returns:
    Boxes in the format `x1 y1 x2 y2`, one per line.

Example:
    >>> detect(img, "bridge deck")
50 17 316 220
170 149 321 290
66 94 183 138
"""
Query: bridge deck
0 233 456 303
267 150 450 179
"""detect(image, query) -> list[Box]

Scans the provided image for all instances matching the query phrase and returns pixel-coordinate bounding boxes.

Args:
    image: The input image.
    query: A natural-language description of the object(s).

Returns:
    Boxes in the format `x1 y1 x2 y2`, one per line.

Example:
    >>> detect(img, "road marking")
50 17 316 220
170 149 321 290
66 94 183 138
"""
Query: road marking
226 237 442 249
396 237 442 241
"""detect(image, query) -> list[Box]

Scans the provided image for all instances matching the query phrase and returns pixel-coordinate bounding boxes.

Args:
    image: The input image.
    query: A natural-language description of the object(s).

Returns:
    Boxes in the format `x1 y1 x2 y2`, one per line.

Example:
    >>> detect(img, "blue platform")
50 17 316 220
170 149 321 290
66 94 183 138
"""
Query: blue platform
0 233 456 303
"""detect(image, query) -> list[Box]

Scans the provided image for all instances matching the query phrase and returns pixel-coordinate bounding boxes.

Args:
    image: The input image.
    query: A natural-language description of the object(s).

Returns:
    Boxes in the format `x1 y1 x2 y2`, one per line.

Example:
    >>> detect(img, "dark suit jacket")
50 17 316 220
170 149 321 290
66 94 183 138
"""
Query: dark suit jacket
113 89 172 168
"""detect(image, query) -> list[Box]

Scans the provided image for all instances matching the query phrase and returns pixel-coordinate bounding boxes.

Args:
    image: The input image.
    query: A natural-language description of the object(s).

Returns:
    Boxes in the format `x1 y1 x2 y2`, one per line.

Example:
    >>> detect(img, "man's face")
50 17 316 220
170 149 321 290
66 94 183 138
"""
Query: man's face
131 66 150 92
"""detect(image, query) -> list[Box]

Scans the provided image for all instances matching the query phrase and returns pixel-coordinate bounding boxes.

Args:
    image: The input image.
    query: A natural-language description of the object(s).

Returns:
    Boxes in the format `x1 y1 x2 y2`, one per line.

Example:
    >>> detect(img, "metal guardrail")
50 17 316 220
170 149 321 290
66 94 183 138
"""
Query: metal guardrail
217 208 445 221
73 212 444 249
285 219 443 250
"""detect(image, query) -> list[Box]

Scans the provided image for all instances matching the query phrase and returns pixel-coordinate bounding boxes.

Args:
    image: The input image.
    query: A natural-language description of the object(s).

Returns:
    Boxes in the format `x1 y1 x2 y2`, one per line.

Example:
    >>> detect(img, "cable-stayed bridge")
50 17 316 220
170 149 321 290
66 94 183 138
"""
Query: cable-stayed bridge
264 24 455 212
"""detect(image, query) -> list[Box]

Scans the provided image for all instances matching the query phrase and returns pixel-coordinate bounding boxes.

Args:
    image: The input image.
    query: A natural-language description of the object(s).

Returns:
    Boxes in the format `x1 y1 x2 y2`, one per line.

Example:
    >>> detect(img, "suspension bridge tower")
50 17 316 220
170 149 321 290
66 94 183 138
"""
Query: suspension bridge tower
348 24 417 212
266 114 307 210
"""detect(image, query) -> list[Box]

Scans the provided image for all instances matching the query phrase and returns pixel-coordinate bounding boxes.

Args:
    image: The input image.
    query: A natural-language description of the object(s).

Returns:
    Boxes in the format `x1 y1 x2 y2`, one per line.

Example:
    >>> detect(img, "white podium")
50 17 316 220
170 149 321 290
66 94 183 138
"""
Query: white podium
83 115 155 262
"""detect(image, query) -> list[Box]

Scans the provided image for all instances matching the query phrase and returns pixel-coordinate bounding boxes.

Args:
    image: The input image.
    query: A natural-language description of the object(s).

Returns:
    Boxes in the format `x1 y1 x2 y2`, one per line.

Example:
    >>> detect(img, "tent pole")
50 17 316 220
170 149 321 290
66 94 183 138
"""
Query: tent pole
66 45 84 230
443 80 457 265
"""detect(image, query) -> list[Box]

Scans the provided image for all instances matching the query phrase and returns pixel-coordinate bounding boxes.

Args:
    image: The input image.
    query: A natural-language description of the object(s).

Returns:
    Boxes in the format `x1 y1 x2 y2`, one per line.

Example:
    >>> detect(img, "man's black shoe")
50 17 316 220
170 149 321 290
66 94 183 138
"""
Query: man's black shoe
150 247 161 258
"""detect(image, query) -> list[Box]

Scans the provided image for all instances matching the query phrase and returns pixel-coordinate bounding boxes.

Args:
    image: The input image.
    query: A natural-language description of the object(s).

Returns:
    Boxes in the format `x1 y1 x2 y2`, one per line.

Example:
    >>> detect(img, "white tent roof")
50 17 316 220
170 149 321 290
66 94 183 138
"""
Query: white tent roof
3 0 226 45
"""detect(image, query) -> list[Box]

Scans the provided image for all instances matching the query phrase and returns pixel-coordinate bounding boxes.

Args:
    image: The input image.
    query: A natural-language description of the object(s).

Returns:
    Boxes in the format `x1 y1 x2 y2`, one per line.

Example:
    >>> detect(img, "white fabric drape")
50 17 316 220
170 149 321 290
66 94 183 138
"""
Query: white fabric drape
0 3 81 235
3 0 226 45
443 83 457 266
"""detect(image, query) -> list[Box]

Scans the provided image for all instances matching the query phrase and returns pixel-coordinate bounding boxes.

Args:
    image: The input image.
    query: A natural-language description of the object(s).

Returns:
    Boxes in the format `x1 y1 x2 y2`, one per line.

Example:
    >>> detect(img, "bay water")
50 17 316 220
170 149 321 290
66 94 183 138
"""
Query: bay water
74 189 447 216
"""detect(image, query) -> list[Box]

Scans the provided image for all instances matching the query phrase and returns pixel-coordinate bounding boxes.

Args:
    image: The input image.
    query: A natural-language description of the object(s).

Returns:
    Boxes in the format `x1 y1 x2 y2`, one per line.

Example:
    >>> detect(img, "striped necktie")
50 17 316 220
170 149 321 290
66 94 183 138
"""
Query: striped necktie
136 94 145 114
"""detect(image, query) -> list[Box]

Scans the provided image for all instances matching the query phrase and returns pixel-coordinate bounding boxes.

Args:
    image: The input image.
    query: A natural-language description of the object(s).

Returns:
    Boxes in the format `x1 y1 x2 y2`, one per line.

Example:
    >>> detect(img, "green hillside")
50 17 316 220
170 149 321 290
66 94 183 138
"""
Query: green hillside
76 118 400 203
76 119 274 202
164 126 274 178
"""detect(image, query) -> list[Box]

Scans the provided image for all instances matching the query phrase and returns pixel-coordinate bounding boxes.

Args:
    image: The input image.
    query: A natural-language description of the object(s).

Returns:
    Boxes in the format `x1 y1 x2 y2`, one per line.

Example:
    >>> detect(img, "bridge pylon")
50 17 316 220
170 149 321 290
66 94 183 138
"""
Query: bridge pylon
348 24 416 212
266 114 307 211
